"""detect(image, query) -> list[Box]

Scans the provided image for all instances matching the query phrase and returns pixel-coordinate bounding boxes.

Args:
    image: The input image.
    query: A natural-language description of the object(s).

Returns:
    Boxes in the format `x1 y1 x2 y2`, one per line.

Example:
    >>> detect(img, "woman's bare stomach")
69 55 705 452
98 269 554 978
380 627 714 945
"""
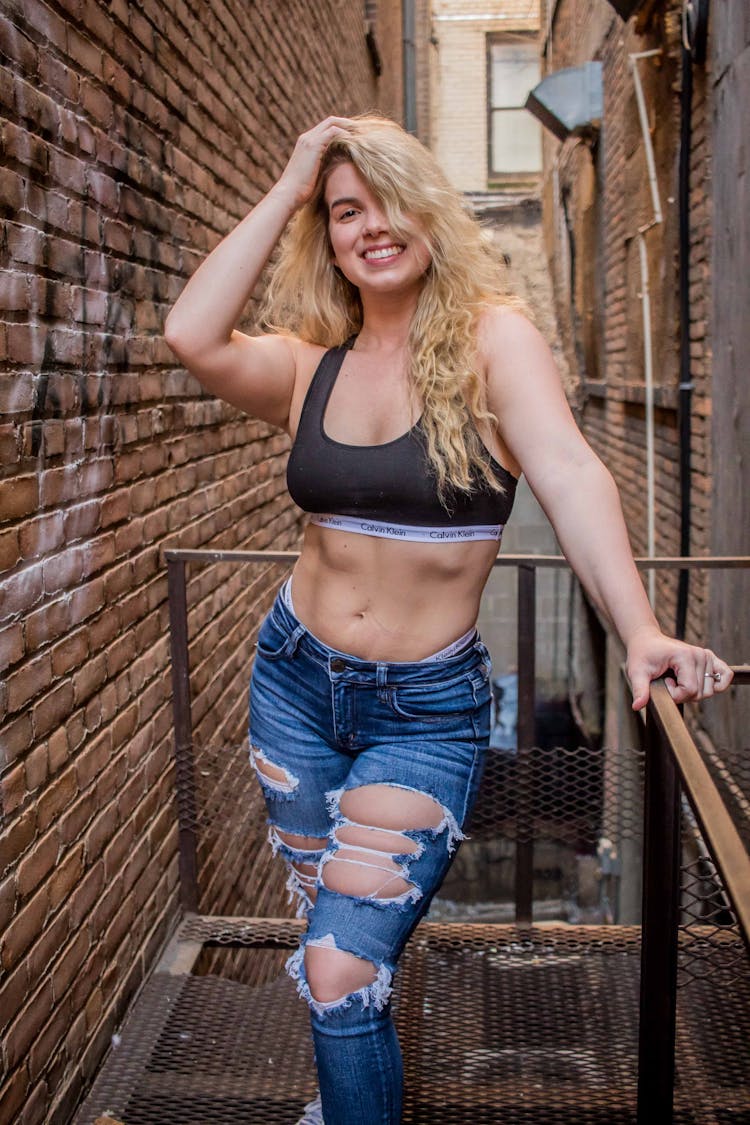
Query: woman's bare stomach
289 523 499 661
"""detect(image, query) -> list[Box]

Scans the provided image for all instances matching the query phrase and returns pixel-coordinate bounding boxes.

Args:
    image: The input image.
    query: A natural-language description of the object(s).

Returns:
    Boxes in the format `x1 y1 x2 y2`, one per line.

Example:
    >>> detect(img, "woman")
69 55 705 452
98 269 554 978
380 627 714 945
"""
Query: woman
165 114 732 1125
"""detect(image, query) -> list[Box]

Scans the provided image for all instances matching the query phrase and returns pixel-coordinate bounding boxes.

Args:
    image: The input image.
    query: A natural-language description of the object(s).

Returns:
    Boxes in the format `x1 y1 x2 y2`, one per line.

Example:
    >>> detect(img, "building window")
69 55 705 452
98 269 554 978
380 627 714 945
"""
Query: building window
488 35 542 183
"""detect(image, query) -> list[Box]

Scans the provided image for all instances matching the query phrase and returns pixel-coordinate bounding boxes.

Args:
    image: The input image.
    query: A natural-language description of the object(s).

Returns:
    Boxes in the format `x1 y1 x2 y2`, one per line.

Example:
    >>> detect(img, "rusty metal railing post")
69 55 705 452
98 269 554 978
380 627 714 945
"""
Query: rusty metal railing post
167 556 199 912
515 563 536 924
637 700 681 1124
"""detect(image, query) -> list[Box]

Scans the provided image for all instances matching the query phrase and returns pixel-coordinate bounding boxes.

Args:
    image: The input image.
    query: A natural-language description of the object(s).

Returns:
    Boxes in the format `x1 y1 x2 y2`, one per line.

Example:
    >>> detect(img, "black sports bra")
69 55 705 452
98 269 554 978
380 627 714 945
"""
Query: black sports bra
286 340 517 543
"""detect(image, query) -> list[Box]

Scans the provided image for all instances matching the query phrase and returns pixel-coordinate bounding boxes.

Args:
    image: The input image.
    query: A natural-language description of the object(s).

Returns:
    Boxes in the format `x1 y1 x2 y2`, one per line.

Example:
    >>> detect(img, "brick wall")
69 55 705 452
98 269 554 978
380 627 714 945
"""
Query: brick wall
430 0 540 191
539 0 712 640
0 2 401 1120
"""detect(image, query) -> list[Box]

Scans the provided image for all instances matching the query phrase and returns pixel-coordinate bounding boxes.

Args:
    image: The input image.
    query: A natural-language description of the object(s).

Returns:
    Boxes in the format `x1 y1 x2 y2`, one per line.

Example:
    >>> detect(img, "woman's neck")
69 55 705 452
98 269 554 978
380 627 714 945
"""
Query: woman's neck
355 289 419 353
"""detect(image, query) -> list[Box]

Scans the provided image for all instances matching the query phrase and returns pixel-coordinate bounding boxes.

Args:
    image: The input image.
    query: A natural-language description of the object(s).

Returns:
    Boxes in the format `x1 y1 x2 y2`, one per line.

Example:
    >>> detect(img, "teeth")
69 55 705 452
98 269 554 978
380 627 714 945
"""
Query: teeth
364 246 404 260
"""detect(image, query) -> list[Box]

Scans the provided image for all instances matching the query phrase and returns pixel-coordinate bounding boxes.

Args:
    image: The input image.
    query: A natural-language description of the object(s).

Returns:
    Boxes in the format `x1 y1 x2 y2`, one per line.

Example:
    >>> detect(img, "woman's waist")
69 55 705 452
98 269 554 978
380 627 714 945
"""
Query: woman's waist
288 554 489 663
301 519 498 588
268 577 490 674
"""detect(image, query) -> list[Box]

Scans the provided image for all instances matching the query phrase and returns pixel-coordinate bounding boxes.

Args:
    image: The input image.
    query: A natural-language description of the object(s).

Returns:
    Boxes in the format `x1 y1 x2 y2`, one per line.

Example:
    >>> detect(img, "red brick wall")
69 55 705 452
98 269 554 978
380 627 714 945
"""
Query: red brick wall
0 3 401 1120
539 0 712 640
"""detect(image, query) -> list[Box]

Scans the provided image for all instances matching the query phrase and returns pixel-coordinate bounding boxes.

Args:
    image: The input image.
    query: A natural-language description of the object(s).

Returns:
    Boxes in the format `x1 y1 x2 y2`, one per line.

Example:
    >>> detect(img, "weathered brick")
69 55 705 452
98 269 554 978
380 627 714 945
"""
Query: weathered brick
50 630 89 678
32 680 75 739
24 742 49 793
0 1066 29 1123
0 562 44 620
48 845 84 913
4 977 54 1068
18 1075 51 1121
25 598 71 652
0 872 15 931
25 904 69 986
0 806 36 876
1 883 49 972
6 651 52 713
0 958 28 1035
58 788 97 849
0 526 20 571
38 465 80 508
74 729 112 791
0 474 39 520
19 512 65 560
51 929 90 1006
36 766 77 832
0 622 24 671
67 578 105 626
68 860 104 930
16 828 59 899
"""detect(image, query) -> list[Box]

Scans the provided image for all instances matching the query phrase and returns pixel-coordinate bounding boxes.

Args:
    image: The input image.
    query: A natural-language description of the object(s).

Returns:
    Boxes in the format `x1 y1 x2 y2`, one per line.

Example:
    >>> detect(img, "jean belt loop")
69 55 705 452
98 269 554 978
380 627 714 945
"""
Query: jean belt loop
473 638 492 672
376 662 388 689
282 623 307 658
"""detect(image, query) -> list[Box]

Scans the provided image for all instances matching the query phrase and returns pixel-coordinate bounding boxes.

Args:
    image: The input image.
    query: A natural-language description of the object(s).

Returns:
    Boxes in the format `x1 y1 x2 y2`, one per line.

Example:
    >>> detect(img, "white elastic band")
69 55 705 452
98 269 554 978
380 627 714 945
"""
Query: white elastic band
311 514 504 543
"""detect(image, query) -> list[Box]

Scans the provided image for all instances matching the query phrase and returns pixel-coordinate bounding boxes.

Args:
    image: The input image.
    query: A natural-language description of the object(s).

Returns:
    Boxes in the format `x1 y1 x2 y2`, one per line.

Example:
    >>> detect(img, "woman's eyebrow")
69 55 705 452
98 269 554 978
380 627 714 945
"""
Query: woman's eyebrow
329 196 360 210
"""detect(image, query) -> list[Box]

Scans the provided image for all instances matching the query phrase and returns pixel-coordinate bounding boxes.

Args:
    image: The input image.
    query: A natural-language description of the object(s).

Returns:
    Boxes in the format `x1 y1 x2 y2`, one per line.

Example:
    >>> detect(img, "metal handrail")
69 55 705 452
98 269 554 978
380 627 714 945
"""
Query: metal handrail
165 548 750 569
637 675 749 1123
648 678 750 942
165 548 749 1125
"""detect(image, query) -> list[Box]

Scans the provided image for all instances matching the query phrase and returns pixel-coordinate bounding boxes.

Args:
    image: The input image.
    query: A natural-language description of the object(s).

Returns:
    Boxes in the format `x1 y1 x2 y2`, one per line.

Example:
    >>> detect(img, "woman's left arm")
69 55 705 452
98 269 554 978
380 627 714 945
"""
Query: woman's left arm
481 308 733 710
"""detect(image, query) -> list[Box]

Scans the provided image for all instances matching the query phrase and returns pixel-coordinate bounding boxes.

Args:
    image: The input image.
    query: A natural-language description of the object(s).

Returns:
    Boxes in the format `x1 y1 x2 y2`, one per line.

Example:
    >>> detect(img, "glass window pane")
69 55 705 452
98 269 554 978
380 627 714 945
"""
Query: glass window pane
491 41 539 108
491 109 542 174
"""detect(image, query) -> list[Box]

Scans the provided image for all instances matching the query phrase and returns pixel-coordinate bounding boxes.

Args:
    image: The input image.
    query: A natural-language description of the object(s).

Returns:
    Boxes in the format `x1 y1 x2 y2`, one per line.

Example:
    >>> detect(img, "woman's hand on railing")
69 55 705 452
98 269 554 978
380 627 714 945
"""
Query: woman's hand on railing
626 625 734 710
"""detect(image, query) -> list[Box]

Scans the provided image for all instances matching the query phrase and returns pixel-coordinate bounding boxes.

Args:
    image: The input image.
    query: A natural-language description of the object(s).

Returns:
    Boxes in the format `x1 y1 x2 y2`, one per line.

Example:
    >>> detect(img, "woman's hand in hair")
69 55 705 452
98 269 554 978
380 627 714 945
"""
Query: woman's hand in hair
274 116 354 211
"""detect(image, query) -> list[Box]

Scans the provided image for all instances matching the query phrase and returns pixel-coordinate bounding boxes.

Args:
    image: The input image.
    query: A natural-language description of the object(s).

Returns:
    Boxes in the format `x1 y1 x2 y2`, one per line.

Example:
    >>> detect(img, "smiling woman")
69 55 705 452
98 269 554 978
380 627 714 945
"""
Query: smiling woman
164 113 733 1125
326 163 431 291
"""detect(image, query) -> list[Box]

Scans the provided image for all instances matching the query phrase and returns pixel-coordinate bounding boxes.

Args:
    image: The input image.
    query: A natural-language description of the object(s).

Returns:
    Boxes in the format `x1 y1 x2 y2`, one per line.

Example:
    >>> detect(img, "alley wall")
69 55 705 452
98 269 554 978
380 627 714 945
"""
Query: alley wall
539 0 748 751
0 3 399 1121
539 0 710 638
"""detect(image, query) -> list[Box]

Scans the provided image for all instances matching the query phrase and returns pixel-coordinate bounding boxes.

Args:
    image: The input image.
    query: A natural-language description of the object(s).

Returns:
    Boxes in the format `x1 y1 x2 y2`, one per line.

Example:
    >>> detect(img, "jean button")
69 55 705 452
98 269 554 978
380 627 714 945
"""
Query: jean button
330 658 346 673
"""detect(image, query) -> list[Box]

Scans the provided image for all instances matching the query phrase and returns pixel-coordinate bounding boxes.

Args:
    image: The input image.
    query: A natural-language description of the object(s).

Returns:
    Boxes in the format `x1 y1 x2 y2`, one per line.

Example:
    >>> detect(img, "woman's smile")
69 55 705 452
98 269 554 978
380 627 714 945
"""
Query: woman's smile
362 244 405 263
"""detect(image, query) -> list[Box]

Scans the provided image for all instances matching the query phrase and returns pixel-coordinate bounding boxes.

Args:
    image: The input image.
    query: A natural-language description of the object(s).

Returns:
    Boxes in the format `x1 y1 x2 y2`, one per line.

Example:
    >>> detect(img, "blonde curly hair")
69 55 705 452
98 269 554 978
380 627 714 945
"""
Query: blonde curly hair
260 113 526 502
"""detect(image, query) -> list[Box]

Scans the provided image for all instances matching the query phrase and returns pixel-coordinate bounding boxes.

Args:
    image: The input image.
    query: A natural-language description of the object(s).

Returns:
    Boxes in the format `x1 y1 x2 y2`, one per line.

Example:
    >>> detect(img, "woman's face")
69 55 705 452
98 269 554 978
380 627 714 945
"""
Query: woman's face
324 162 432 297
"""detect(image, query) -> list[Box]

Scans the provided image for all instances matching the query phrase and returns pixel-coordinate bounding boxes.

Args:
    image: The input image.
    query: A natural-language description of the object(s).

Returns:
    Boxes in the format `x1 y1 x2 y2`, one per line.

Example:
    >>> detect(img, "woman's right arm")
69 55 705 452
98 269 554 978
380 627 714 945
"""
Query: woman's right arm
164 116 352 428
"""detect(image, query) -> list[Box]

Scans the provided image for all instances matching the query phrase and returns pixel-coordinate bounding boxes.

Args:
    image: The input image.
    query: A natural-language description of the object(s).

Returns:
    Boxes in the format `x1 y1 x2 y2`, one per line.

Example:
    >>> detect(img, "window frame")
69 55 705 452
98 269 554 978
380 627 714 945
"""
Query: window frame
486 31 542 187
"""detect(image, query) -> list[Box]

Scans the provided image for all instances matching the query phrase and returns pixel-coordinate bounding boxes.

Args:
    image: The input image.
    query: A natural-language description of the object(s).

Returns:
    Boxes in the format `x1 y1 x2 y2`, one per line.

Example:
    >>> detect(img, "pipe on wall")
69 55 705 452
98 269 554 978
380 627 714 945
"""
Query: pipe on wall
674 0 710 638
403 0 417 134
629 48 664 608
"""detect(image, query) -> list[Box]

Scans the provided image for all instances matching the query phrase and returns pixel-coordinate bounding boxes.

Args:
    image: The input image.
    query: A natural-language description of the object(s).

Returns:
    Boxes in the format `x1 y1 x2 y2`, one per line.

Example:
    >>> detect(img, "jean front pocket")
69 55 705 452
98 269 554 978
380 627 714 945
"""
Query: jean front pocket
255 611 304 662
386 670 485 723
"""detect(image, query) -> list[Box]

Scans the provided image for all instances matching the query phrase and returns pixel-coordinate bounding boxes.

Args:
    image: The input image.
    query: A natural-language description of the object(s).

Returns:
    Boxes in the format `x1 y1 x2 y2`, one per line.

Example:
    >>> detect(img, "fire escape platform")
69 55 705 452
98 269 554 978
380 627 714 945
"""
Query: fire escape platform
73 916 750 1125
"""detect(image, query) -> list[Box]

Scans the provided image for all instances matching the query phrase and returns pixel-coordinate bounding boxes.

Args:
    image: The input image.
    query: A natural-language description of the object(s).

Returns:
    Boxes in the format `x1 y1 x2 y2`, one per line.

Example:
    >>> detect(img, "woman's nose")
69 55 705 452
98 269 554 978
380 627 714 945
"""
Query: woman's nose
363 208 388 236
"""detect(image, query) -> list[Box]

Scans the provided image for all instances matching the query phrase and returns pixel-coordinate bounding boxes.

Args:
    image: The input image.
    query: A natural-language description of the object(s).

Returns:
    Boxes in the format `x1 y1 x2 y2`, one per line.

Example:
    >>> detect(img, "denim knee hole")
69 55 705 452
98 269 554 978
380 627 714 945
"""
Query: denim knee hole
250 745 299 800
286 935 393 1018
325 782 468 857
268 825 327 917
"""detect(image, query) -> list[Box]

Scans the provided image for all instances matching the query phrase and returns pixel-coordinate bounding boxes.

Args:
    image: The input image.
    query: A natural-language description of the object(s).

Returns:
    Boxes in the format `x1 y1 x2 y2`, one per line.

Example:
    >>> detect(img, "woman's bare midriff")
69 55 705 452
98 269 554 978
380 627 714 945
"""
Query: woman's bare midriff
290 522 500 661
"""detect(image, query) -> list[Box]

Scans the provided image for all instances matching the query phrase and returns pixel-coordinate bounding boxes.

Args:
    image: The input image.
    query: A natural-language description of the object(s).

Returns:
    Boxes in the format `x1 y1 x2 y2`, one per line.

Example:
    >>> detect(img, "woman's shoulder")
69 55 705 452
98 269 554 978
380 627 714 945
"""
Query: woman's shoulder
476 302 541 359
286 337 336 436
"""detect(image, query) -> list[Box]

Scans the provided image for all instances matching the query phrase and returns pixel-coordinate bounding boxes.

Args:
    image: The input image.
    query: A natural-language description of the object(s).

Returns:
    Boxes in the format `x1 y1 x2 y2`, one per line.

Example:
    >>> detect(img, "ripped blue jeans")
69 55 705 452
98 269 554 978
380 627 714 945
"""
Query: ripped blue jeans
249 587 492 1125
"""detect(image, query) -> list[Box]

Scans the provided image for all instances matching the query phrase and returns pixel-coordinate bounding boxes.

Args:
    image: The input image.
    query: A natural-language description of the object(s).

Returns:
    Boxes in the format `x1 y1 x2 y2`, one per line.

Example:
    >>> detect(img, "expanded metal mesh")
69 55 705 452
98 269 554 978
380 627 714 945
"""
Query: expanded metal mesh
696 735 750 853
178 738 645 926
676 798 750 1115
74 918 750 1125
438 743 644 923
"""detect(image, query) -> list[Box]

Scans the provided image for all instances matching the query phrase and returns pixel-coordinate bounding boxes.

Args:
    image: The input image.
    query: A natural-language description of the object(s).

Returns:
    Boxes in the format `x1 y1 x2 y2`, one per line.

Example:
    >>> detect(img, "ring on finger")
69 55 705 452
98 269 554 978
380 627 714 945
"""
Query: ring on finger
703 671 721 682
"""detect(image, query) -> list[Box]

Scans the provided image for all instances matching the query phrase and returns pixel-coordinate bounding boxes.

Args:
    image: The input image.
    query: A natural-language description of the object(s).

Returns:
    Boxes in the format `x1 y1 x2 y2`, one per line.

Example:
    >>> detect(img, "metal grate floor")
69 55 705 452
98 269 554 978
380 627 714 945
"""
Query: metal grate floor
73 918 750 1125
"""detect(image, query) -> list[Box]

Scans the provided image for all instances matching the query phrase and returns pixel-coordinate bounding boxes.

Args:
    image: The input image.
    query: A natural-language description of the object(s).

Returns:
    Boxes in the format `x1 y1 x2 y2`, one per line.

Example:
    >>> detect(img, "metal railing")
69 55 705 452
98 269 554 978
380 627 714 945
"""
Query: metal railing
165 548 750 1124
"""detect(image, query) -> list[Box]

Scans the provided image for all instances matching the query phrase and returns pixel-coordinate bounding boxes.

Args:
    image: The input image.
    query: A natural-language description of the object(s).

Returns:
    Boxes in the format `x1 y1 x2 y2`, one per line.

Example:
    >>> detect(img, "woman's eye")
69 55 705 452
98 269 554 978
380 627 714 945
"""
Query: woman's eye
339 208 357 220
